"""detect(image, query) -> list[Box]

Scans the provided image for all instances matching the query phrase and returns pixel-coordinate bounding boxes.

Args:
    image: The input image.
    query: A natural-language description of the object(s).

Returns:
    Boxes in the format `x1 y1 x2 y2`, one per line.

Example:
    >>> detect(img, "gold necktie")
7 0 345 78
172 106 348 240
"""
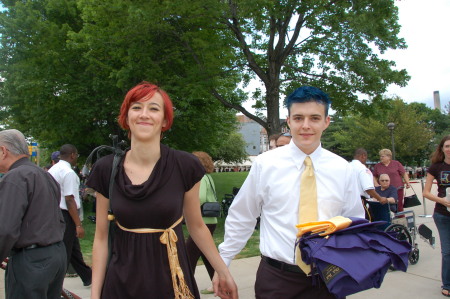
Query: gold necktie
296 156 318 274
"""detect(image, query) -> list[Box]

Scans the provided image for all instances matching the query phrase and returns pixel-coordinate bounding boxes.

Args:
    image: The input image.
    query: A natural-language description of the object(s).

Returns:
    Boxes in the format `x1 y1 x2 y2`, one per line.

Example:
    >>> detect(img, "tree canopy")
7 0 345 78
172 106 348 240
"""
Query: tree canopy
321 98 443 166
169 0 410 135
1 0 410 158
0 0 245 161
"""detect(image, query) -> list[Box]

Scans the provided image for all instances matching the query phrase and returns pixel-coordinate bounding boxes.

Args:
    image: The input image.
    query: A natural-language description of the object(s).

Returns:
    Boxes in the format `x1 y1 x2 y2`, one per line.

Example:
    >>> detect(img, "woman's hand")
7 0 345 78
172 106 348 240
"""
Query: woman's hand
439 197 450 208
212 270 239 299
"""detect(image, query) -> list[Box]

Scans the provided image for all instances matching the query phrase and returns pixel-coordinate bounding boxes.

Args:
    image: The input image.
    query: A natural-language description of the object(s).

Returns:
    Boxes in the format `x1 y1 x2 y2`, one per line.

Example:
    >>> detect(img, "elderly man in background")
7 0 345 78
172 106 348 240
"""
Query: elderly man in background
369 174 398 230
0 129 66 299
373 149 410 212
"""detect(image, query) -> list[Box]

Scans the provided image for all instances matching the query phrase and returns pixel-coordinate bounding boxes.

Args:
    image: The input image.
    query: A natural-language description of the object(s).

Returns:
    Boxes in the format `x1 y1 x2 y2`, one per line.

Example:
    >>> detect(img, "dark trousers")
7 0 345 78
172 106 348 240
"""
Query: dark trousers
70 237 92 284
255 257 341 299
6 242 66 299
62 210 92 285
185 223 216 280
361 196 372 221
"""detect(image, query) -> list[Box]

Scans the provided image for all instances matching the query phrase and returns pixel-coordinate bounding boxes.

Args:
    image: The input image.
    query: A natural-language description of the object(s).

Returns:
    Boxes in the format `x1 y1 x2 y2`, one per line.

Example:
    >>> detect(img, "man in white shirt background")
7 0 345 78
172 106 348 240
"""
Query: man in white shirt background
350 148 388 220
219 86 364 298
49 144 92 287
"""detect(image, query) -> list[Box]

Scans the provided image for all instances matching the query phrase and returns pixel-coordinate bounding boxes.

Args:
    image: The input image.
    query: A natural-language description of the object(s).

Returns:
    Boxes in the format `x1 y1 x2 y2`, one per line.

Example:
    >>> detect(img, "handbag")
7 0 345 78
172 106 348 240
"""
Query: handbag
201 202 221 217
403 186 421 208
201 175 221 217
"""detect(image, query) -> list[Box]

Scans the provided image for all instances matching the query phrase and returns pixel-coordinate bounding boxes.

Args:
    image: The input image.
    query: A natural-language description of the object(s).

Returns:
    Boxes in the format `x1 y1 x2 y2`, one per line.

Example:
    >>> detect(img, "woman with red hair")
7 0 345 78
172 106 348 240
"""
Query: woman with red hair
86 82 237 299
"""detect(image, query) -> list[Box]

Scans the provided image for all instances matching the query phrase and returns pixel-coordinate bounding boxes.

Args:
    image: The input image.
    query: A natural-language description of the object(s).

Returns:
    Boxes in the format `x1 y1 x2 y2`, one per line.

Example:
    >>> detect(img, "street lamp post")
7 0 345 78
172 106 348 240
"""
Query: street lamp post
387 122 396 160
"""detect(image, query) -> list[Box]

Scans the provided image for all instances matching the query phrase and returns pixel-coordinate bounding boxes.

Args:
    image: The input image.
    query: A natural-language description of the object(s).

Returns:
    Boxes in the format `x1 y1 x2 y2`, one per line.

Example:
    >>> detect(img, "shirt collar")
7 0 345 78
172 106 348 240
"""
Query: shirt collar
288 142 323 170
9 157 32 171
56 159 72 168
352 159 363 166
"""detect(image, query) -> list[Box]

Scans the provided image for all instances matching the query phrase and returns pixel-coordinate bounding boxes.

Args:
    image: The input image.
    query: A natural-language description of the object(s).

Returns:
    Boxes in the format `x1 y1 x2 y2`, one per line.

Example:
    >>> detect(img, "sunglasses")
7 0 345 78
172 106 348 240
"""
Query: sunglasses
380 180 389 182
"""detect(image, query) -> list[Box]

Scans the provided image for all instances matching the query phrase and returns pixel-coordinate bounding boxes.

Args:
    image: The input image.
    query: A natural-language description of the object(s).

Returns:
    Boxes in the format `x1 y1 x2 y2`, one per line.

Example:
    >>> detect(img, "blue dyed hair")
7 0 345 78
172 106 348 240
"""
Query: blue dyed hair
285 86 331 116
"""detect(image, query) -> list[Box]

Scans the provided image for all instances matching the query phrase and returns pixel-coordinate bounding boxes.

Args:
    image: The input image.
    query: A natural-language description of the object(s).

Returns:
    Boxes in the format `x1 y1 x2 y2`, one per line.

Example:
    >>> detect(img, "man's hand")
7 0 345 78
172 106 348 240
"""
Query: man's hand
387 197 397 204
76 225 85 238
378 197 388 205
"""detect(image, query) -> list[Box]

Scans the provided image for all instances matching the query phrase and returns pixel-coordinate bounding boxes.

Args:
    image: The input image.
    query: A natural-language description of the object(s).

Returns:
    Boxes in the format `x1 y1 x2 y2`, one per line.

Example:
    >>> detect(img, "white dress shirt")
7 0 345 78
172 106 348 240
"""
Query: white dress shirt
350 159 375 199
48 160 80 210
219 142 364 266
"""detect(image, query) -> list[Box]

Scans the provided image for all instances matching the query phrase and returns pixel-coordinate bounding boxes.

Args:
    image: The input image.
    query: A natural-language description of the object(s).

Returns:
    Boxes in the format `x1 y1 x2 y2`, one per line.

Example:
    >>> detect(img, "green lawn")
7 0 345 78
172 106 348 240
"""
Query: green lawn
79 171 260 266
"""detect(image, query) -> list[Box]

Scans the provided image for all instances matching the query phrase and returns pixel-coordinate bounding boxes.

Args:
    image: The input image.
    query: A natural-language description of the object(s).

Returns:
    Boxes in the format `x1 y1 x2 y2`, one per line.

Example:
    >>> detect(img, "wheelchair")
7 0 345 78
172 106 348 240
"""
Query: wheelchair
221 187 240 217
367 201 435 265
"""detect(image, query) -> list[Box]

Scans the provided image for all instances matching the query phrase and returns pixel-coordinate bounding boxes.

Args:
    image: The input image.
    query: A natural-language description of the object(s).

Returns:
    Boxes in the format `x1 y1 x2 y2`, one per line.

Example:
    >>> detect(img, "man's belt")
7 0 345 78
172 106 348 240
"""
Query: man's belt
13 244 42 252
12 241 60 252
261 255 304 274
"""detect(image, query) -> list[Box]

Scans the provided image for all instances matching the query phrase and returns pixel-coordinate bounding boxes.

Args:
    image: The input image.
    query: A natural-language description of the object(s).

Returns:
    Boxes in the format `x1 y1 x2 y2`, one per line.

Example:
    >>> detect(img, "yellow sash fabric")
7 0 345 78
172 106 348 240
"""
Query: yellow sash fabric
296 216 352 238
116 216 194 299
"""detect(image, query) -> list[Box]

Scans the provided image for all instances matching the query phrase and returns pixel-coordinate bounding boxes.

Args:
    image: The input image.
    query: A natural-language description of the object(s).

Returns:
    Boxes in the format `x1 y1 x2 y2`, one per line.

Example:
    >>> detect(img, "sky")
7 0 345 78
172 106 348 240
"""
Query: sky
382 0 450 110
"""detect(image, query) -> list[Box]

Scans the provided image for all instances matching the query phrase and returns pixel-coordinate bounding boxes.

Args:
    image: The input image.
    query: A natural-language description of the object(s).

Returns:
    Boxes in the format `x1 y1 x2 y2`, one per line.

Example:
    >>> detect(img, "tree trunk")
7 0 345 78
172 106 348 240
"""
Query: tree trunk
265 84 281 137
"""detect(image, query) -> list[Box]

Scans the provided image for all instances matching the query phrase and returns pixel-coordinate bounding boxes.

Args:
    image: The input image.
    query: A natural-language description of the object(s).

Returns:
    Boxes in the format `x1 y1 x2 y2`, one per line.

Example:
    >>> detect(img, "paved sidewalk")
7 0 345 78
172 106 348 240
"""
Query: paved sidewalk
0 180 444 298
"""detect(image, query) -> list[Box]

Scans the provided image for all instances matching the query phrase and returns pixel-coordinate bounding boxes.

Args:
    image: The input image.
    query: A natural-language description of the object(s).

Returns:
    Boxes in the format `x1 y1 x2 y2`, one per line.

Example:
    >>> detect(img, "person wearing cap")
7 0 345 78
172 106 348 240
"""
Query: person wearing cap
51 151 60 165
219 86 364 298
0 129 66 298
49 144 92 287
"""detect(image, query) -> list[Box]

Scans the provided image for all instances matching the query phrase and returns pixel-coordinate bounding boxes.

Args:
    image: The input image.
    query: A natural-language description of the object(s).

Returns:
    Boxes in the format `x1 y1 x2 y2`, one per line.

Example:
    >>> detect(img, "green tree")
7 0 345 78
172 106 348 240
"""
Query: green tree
328 98 434 165
213 132 247 164
409 102 450 147
0 0 410 154
0 0 242 156
165 0 410 136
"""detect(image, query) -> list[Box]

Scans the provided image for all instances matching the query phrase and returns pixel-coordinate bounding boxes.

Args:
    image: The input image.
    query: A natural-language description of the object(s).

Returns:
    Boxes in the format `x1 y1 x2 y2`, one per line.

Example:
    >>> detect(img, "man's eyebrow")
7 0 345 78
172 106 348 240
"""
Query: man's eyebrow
291 113 322 117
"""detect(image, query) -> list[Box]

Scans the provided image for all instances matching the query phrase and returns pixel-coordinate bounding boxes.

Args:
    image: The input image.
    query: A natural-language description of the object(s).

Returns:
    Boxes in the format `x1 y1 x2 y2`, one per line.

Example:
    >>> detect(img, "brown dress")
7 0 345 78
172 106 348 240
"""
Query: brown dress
86 143 204 298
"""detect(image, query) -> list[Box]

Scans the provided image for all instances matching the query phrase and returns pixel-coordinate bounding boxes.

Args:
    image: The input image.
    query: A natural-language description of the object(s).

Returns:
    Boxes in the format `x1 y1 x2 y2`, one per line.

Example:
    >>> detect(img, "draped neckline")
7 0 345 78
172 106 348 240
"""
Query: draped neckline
115 143 175 201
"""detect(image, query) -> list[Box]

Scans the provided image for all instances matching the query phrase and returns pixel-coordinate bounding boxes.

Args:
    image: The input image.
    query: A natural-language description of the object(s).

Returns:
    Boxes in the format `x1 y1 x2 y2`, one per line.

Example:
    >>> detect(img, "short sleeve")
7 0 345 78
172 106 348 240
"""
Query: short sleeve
396 161 406 175
85 154 114 197
389 187 398 200
427 163 438 178
372 164 380 178
61 171 80 197
175 151 205 191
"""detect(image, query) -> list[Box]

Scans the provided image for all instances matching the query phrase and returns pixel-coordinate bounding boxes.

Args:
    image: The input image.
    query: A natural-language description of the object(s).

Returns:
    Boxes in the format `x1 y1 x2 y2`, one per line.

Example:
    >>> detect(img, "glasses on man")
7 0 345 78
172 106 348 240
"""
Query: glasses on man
380 180 389 182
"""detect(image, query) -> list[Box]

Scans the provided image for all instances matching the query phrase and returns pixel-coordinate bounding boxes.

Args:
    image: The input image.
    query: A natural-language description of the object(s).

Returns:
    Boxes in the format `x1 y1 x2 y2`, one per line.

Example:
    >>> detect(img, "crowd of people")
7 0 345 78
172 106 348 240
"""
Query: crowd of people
0 82 448 299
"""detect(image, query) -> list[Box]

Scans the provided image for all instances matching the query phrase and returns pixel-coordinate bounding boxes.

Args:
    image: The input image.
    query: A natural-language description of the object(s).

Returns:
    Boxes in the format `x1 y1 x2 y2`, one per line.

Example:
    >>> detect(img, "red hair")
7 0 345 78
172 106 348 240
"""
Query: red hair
118 81 174 132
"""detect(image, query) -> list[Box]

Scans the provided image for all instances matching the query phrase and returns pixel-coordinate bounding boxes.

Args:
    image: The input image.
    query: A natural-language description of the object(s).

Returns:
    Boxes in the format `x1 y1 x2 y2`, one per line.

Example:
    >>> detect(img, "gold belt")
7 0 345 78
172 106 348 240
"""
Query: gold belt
116 216 194 299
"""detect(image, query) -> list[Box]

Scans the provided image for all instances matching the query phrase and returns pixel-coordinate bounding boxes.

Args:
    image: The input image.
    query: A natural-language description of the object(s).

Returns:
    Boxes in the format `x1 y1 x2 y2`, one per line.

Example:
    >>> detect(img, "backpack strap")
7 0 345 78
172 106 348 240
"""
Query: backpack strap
108 136 125 217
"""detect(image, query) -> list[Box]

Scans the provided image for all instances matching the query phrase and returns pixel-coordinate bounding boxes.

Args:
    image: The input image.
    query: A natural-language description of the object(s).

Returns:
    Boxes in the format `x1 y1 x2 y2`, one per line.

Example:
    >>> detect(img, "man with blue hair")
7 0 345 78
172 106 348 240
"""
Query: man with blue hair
219 86 364 298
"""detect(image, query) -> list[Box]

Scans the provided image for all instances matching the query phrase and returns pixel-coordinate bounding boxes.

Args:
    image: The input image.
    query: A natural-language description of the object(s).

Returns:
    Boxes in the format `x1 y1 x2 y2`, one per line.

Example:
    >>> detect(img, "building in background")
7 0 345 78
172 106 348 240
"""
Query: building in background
214 115 289 172
236 114 289 154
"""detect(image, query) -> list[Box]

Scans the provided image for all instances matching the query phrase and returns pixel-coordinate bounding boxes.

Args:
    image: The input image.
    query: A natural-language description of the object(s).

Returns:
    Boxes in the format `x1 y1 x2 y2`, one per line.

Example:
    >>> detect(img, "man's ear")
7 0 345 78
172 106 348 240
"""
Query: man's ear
324 115 331 130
